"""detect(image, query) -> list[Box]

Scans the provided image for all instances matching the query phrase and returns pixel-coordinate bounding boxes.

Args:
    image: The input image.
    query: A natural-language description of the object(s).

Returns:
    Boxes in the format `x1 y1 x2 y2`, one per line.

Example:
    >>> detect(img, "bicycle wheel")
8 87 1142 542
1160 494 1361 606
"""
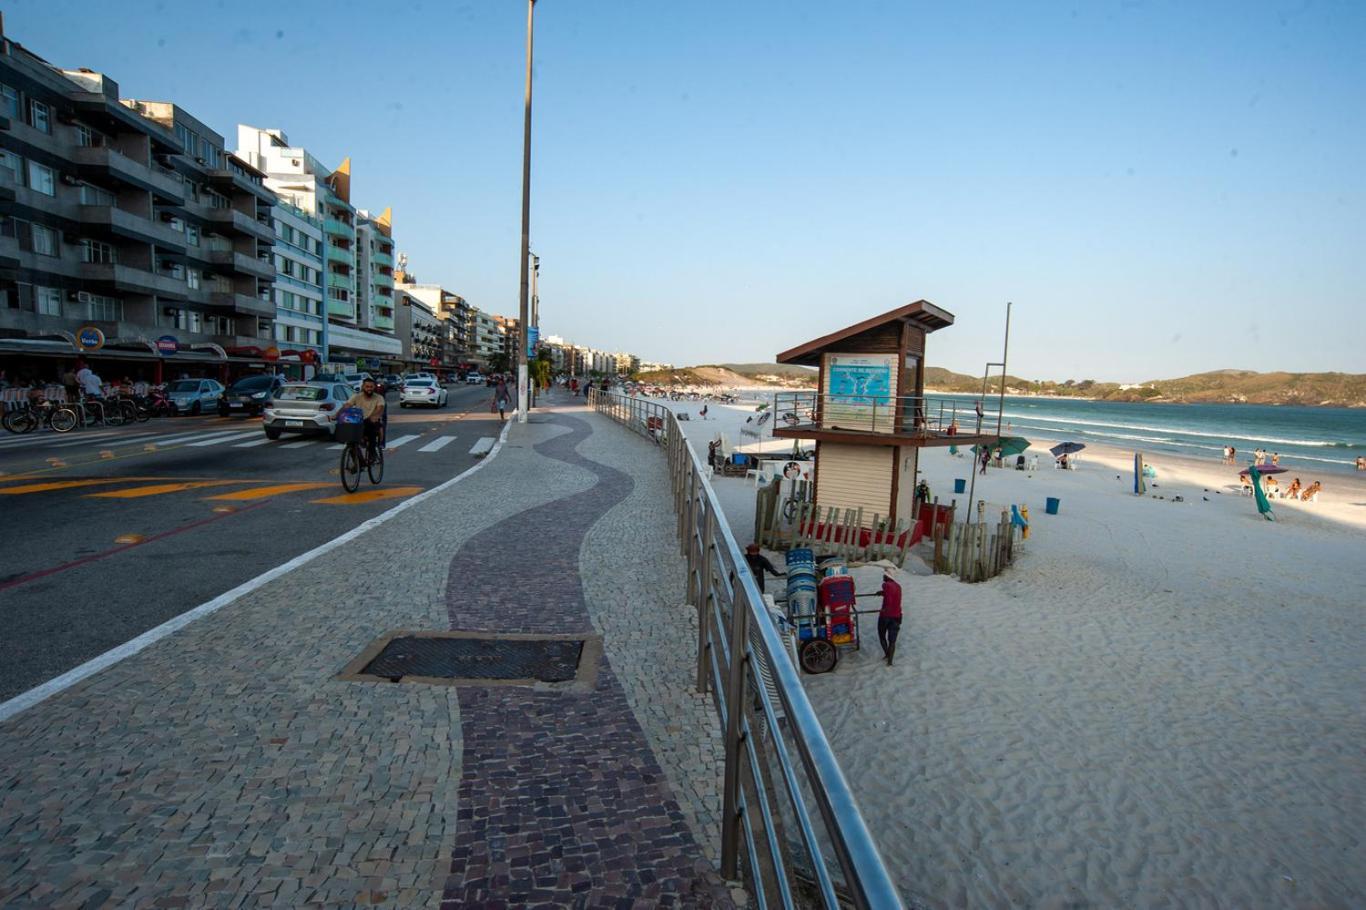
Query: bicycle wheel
101 404 125 427
367 441 384 484
340 444 362 493
49 408 78 433
119 400 139 424
3 409 34 434
133 400 151 423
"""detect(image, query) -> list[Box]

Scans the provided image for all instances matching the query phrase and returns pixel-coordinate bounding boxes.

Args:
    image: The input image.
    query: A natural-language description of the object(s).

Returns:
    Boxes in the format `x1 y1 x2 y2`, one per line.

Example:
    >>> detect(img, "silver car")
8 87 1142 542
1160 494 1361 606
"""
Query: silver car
166 378 225 415
261 382 356 439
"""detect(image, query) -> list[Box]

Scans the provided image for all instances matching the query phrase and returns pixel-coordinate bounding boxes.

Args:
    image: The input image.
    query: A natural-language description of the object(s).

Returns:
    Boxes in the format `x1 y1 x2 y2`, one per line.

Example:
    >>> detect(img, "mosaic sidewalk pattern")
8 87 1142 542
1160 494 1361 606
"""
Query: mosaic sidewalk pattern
441 414 735 907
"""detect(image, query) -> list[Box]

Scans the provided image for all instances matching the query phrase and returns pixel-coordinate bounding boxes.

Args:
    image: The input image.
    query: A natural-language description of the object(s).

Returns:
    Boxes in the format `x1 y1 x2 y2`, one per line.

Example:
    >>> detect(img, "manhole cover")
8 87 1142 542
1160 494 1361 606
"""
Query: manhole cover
340 631 601 690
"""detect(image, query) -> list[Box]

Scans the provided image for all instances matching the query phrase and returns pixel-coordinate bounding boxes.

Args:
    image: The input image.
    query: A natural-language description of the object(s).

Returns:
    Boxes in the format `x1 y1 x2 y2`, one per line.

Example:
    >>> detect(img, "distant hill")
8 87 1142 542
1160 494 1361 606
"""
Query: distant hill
714 362 817 381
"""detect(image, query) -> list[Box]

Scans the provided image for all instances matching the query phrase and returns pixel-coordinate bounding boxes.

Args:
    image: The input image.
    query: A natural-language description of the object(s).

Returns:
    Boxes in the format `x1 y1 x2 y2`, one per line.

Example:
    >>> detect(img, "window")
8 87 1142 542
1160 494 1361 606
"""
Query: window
31 223 57 256
186 224 200 247
0 149 18 183
86 294 123 321
278 256 296 277
28 99 51 134
0 83 17 119
26 160 55 196
35 286 63 316
75 124 94 147
205 314 233 335
165 262 185 280
175 124 194 156
81 239 117 264
79 183 115 206
173 309 203 333
187 268 201 290
206 190 230 209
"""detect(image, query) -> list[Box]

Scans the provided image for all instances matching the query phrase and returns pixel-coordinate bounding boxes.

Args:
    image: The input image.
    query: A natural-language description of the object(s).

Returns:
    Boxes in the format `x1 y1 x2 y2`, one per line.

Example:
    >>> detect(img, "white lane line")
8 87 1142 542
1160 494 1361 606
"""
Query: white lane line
51 432 165 448
327 443 344 450
280 439 318 449
385 434 420 449
186 431 262 447
417 436 457 453
0 430 118 448
233 437 274 448
133 429 244 446
0 419 513 724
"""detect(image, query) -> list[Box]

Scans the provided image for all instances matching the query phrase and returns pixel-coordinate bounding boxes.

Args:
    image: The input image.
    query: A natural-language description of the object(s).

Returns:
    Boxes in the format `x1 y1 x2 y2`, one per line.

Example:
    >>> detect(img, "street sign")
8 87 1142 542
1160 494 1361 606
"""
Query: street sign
526 326 539 357
76 325 106 351
155 335 179 354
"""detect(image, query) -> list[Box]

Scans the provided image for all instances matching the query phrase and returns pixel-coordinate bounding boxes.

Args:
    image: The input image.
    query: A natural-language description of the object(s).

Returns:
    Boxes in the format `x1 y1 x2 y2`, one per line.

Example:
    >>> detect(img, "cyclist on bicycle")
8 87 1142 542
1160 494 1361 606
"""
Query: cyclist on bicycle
342 376 386 452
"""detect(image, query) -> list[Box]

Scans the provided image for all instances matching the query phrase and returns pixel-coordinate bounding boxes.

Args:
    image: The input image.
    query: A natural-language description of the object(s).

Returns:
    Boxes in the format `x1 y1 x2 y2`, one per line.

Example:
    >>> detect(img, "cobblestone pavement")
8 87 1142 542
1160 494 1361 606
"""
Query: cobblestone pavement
441 412 734 907
0 398 734 908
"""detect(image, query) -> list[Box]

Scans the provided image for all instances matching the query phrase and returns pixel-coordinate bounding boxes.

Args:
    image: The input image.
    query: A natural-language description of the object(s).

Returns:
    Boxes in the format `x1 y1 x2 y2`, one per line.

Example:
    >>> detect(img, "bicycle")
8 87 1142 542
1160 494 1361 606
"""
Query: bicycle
338 419 384 493
3 399 79 434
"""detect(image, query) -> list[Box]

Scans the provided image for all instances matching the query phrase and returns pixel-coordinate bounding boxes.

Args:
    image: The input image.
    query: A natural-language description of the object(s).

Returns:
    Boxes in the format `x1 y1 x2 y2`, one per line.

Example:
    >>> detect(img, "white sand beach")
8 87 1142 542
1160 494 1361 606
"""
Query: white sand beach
650 395 1366 907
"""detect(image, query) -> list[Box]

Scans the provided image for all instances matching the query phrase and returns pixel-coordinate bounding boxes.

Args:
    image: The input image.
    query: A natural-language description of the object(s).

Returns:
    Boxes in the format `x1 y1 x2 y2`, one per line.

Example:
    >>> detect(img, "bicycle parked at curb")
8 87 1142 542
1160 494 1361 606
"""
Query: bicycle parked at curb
336 406 384 493
2 397 79 434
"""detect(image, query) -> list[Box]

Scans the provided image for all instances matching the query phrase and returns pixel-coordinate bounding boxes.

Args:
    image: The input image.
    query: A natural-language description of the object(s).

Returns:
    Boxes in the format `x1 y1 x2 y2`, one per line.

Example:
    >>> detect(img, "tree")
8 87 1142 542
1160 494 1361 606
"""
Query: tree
488 352 510 374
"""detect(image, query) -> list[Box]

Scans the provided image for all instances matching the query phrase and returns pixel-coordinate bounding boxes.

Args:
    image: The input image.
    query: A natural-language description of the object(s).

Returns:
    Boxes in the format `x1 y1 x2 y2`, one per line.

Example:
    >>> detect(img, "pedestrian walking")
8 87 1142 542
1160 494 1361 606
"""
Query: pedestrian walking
743 544 785 595
979 446 990 475
877 569 903 667
492 376 512 421
700 404 708 420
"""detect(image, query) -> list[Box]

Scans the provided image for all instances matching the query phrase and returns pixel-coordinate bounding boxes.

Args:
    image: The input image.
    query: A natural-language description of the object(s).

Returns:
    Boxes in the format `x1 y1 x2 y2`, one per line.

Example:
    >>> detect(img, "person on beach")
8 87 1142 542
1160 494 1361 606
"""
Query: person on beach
492 376 512 421
877 569 903 667
699 404 708 420
979 447 990 475
1286 477 1302 500
707 440 718 472
1272 452 1281 466
743 544 785 595
1302 480 1322 502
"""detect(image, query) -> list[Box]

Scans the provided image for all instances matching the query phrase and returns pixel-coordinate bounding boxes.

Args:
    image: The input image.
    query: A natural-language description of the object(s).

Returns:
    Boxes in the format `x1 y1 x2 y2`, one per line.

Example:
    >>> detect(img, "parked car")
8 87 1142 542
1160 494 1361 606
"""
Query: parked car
399 378 448 408
260 382 357 439
165 378 225 415
218 374 285 417
382 374 404 393
465 372 483 385
342 371 374 392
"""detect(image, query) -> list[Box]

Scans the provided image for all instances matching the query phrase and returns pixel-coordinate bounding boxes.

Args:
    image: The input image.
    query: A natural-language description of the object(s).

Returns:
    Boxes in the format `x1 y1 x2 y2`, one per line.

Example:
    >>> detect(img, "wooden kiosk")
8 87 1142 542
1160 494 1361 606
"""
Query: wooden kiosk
771 300 1001 530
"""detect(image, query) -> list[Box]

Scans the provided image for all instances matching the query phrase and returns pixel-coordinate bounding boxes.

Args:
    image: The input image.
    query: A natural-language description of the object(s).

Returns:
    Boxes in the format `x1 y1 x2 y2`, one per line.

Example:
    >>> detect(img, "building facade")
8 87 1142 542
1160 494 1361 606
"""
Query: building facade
396 279 469 370
270 200 325 366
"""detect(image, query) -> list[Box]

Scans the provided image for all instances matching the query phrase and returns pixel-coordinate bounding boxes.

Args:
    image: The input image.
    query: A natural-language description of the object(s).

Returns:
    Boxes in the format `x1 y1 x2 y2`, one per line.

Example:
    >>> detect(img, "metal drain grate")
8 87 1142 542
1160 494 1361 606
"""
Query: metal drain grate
364 636 584 682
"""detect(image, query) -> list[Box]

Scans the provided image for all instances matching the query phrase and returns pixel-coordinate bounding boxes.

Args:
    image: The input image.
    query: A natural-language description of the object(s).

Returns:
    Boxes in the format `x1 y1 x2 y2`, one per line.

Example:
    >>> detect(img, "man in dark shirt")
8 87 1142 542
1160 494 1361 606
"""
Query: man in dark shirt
878 569 903 666
744 543 785 595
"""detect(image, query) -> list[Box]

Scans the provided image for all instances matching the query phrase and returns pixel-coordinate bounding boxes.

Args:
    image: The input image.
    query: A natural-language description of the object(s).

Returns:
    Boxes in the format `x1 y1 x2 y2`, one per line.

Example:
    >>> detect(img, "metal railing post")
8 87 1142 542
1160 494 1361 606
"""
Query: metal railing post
719 553 750 879
696 498 713 695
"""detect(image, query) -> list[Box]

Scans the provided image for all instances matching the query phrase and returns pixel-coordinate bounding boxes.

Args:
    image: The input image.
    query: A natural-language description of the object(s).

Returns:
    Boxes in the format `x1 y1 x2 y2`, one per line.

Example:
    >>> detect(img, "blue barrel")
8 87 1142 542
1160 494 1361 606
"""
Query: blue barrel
1045 496 1060 515
954 478 966 494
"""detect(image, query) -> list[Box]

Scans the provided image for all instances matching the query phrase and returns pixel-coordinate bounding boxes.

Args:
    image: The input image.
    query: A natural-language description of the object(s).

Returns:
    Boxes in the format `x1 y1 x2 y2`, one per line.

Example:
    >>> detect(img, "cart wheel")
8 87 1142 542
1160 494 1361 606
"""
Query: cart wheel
799 639 838 674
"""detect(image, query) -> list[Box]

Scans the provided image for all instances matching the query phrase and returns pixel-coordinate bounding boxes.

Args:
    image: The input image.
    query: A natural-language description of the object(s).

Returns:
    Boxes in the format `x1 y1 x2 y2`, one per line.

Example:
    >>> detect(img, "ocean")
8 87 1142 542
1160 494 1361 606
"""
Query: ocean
935 394 1366 477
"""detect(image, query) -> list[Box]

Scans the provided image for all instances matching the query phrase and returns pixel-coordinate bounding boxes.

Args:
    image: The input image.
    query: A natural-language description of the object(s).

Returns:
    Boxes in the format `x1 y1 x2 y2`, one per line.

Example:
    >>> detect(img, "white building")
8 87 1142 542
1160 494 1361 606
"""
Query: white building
270 201 326 366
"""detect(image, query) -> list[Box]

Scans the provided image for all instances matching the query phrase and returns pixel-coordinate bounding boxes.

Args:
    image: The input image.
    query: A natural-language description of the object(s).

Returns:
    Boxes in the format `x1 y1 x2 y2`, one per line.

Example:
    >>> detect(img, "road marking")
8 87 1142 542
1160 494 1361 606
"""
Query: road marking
0 419 511 724
417 436 457 453
50 432 165 449
204 482 334 501
186 431 261 447
0 431 118 450
140 429 246 446
87 481 242 499
0 478 143 495
384 434 420 449
233 437 274 448
310 485 424 505
280 439 319 449
114 533 145 544
327 444 344 450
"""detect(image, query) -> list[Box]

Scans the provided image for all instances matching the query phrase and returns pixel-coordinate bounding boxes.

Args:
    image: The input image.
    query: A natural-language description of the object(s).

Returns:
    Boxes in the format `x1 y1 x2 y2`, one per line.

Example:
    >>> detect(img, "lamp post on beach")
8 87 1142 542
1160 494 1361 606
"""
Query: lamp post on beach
515 0 536 424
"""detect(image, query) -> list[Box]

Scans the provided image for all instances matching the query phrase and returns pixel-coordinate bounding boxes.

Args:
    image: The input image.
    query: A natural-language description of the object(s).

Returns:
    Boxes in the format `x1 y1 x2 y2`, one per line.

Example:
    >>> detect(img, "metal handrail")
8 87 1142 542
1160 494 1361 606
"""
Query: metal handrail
773 390 1002 437
589 388 903 910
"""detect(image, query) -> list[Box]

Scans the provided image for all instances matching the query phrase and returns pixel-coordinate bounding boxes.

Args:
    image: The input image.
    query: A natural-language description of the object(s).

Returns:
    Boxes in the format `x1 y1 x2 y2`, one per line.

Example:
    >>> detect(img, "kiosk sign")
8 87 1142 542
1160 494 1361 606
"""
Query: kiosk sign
76 325 106 351
155 335 179 354
824 353 896 432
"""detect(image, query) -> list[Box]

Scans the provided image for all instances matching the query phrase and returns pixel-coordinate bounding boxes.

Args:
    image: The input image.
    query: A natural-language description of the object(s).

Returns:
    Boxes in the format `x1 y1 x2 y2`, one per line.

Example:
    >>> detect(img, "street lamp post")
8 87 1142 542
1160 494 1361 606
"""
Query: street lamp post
516 0 536 423
530 252 539 407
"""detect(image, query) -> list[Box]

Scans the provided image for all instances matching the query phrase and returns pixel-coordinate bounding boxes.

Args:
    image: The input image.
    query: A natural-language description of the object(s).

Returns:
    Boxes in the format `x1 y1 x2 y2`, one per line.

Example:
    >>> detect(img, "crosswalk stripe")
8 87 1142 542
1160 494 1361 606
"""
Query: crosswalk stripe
186 431 261 447
233 437 274 448
280 439 318 449
136 429 243 446
327 443 344 450
417 436 457 453
0 430 118 448
50 432 165 448
385 434 420 449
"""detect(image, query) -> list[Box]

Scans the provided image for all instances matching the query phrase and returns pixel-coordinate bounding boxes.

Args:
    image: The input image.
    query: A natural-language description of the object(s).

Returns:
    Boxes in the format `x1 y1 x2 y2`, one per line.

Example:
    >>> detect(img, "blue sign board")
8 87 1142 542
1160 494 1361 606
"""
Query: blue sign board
828 358 892 404
526 326 539 357
76 325 106 351
155 335 179 354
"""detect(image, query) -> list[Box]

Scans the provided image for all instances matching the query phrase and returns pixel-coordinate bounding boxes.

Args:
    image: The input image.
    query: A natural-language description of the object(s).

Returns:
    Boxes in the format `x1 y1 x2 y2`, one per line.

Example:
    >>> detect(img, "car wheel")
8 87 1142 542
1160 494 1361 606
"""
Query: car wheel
264 427 282 440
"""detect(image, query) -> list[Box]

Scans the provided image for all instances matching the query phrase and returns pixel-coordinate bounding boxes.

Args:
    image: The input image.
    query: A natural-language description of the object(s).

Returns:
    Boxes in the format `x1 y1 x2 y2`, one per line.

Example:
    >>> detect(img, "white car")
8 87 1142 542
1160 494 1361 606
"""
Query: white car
465 372 483 385
261 382 357 438
342 371 374 392
399 378 448 408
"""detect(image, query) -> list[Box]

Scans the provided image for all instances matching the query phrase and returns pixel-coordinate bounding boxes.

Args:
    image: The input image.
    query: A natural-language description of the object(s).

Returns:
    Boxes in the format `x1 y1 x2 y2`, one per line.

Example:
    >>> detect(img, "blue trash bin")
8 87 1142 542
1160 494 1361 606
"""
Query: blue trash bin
1045 496 1060 515
953 478 966 494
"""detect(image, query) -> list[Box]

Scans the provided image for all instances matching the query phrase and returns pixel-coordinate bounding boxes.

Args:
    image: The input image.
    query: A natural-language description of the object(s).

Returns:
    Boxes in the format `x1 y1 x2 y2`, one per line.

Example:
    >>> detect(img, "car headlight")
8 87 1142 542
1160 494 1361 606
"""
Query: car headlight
252 391 268 399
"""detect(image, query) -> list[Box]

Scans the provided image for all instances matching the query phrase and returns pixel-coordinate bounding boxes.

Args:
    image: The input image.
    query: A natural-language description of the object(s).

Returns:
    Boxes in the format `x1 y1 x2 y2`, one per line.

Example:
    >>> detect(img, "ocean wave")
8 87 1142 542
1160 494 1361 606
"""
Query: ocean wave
1002 412 1355 449
1011 422 1355 468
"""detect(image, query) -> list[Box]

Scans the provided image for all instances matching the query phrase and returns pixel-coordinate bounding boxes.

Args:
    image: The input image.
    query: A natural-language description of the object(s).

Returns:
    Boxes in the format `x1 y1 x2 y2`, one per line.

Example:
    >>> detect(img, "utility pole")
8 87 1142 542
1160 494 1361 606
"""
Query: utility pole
530 252 539 407
516 0 535 423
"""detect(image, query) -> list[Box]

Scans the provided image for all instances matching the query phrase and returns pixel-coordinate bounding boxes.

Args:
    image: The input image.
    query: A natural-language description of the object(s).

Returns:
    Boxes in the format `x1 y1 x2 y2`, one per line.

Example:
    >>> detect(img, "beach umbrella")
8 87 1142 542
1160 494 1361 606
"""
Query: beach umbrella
1239 465 1287 476
971 437 1030 457
1050 442 1086 457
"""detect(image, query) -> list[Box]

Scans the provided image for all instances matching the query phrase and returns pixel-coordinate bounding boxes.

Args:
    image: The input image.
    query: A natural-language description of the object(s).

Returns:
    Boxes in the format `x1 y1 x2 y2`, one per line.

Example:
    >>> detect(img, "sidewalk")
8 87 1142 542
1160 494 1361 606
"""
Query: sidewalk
0 398 736 908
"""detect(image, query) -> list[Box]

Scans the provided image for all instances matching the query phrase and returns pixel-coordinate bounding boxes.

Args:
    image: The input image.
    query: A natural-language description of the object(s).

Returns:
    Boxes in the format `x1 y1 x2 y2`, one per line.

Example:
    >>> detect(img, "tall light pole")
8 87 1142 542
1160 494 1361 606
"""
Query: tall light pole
516 0 536 423
530 251 539 407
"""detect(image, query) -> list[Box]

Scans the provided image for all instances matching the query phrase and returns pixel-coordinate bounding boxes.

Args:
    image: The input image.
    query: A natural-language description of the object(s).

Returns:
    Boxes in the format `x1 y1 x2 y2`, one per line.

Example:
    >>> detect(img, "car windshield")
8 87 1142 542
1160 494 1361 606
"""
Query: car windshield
275 385 327 401
231 376 275 391
167 380 201 392
343 373 365 382
407 380 434 388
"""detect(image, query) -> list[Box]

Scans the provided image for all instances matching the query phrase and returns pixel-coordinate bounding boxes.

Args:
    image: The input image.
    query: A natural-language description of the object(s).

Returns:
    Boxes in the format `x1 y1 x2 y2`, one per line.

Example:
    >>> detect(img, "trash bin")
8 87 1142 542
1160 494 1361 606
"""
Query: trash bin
1045 497 1060 515
953 478 966 494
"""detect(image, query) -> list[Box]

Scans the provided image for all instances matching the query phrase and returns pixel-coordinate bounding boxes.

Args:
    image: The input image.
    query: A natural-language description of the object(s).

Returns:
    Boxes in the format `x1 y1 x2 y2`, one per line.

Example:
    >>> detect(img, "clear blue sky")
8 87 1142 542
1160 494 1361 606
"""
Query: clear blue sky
10 1 1364 381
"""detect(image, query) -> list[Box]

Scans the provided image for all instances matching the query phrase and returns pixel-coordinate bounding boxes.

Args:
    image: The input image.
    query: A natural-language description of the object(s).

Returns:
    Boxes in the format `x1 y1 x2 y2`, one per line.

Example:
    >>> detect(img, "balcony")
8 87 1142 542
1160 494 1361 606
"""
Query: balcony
326 244 352 266
81 262 190 298
371 249 393 268
211 292 275 318
206 168 276 203
326 271 353 291
204 249 275 280
71 146 186 202
203 207 275 243
770 391 1004 448
323 216 353 237
78 205 188 251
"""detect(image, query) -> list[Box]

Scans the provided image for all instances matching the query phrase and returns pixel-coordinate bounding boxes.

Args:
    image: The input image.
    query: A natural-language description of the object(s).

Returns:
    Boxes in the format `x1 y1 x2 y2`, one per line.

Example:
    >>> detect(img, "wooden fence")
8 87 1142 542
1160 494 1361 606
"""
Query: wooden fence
929 506 1019 583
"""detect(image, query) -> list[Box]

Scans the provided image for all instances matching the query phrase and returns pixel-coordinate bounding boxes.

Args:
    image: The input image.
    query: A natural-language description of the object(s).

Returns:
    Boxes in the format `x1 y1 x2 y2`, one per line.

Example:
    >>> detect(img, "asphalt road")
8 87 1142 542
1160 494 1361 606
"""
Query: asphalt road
0 382 504 703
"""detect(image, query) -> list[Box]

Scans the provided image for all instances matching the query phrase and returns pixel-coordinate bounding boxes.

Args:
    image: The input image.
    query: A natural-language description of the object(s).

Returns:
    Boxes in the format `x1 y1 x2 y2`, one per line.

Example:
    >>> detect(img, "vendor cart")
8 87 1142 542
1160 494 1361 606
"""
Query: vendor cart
784 549 863 674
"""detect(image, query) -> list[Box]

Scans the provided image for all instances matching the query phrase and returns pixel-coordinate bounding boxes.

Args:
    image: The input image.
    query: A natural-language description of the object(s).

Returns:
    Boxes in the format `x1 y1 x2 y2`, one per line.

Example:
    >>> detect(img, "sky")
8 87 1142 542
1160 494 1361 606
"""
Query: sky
8 0 1364 381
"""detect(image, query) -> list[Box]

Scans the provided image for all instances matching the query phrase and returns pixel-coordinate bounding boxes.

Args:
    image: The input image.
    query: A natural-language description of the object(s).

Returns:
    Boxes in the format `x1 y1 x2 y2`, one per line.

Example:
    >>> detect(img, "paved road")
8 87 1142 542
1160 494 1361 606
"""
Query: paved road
0 382 502 703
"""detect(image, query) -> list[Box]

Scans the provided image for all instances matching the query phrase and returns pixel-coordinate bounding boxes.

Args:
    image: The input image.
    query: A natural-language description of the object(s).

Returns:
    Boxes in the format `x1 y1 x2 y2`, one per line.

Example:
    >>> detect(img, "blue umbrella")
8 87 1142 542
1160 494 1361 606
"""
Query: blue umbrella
1050 442 1086 457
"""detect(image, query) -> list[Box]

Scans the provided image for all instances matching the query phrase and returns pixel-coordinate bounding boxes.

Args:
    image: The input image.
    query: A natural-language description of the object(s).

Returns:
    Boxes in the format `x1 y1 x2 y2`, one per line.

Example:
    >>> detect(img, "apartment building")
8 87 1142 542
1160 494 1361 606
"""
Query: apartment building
354 208 395 334
235 125 399 371
393 288 440 371
396 278 469 369
465 308 502 362
1 26 277 377
270 200 325 366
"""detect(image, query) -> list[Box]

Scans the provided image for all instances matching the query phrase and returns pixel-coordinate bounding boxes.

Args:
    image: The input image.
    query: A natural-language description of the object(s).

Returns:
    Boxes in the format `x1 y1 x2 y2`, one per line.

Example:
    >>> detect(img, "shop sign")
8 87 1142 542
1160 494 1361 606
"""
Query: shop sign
263 346 280 362
300 349 318 364
526 326 539 357
76 325 106 351
155 335 179 354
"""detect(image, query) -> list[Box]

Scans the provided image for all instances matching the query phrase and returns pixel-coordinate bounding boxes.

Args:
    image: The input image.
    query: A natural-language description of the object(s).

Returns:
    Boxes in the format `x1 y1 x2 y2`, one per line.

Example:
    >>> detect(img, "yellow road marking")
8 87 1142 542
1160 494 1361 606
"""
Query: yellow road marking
204 482 334 501
0 478 152 495
87 481 243 499
310 485 424 506
114 533 145 544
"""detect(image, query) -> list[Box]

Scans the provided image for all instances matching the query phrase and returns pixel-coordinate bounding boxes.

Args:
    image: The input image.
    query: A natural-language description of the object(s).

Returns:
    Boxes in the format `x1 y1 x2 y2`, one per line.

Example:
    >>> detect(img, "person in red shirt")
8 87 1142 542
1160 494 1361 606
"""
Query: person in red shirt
877 569 903 666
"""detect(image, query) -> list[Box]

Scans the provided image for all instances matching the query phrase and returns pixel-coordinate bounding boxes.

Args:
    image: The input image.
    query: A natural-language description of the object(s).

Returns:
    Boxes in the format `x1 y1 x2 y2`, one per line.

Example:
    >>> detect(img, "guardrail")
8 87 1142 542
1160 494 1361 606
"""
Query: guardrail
773 390 1002 438
589 388 902 910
